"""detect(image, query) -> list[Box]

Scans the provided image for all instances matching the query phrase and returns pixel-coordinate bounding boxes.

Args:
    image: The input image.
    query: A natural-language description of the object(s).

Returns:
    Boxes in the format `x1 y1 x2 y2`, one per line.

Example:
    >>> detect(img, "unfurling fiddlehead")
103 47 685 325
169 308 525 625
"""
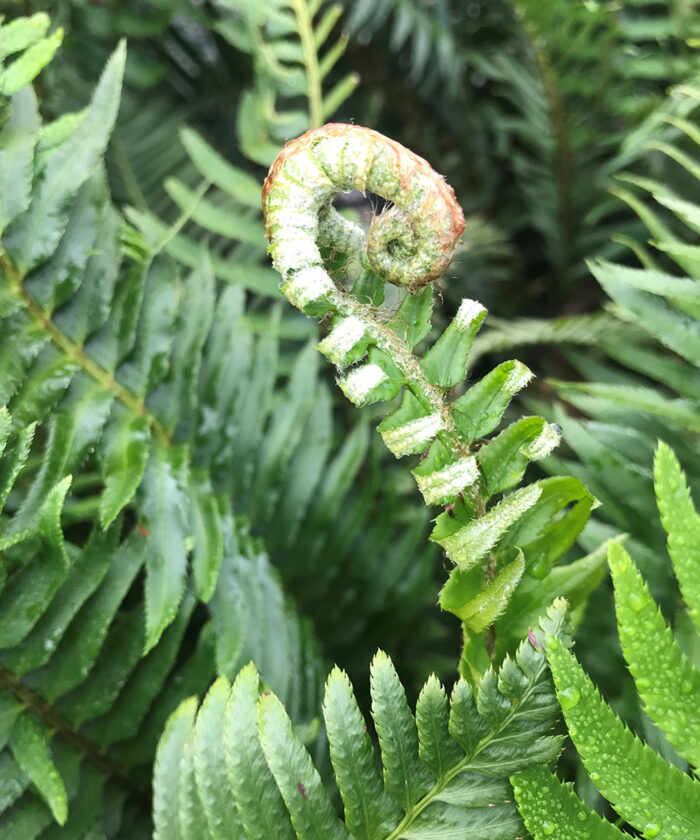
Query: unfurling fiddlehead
263 122 466 295
263 124 596 672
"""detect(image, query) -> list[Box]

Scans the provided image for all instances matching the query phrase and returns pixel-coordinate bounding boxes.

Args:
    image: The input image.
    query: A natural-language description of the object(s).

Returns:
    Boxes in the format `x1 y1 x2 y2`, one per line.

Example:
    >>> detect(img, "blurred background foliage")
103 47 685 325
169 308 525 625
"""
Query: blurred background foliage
2 0 700 831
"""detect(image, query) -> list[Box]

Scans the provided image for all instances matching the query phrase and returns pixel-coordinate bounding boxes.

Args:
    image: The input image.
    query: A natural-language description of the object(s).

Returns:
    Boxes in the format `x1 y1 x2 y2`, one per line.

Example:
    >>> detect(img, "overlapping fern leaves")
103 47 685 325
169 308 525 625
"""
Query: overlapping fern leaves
443 0 700 304
0 21 330 833
341 0 462 96
467 74 700 618
0 400 321 835
154 599 572 840
514 444 700 839
538 76 700 613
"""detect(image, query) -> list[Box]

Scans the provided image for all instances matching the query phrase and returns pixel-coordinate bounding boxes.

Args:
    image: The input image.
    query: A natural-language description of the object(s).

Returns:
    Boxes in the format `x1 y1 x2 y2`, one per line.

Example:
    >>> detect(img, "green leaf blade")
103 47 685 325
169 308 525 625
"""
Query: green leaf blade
225 664 295 840
370 650 433 812
547 636 700 839
323 666 402 839
513 766 626 839
654 441 700 634
609 542 700 770
415 674 464 779
153 696 197 840
192 677 244 840
9 716 67 826
258 691 352 840
139 440 190 653
4 41 126 273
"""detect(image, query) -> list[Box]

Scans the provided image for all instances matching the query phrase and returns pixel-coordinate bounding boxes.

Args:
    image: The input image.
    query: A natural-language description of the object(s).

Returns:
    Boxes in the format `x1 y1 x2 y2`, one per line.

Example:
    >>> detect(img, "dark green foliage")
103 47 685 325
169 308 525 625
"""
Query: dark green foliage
1 0 699 836
153 600 572 839
0 26 331 834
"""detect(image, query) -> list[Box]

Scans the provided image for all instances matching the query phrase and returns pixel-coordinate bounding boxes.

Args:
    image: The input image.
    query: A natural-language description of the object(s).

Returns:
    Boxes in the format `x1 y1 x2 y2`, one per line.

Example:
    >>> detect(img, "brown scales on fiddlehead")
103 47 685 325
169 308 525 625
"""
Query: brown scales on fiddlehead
262 122 465 299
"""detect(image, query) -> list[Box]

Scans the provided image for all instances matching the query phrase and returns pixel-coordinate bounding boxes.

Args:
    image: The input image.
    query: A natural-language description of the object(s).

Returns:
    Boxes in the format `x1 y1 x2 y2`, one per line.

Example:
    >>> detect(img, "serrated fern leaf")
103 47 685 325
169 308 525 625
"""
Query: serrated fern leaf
609 541 700 770
324 667 402 838
546 635 700 838
518 448 700 839
513 766 626 840
654 442 700 635
153 599 572 839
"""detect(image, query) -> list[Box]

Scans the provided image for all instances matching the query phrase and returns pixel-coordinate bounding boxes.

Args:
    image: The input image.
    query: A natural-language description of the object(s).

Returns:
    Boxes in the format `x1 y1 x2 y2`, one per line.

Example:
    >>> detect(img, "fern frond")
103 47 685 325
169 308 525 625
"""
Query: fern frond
262 123 598 676
515 444 700 838
342 0 462 96
0 404 323 832
0 26 333 831
0 34 305 653
153 599 572 839
465 0 700 300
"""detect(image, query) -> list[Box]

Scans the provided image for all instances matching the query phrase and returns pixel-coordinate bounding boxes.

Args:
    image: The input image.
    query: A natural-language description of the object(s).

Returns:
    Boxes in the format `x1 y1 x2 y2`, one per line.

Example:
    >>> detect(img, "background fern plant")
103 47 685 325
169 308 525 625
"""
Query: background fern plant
0 20 329 835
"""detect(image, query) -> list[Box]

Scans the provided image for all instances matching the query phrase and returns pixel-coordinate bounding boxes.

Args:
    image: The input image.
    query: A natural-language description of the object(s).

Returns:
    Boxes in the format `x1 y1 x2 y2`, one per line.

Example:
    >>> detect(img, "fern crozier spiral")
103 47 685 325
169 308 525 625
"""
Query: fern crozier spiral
262 123 465 301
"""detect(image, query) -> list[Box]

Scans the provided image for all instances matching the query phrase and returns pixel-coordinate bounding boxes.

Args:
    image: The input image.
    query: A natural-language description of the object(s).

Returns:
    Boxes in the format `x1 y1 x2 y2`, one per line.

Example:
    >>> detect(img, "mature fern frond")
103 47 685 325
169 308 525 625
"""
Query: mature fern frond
0 33 317 657
0 39 211 652
153 599 571 839
0 403 323 834
463 0 700 301
0 25 331 832
514 444 700 838
538 77 700 595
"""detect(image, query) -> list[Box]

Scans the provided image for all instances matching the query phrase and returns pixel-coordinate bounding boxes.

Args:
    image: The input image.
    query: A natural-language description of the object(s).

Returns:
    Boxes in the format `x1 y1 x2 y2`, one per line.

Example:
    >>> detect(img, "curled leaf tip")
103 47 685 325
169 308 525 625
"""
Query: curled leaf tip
262 122 465 300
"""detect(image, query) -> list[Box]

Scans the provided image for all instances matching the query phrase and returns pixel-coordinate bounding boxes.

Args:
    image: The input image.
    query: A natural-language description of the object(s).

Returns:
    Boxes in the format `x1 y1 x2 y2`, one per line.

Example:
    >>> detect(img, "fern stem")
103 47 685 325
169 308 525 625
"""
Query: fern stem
330 286 487 519
0 665 147 799
0 248 172 444
292 0 324 128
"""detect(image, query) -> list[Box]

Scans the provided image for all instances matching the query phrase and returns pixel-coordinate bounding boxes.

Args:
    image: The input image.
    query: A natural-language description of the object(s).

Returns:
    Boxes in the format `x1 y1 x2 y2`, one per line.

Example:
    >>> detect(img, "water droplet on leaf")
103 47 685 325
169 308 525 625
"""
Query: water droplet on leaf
629 591 647 612
559 687 580 710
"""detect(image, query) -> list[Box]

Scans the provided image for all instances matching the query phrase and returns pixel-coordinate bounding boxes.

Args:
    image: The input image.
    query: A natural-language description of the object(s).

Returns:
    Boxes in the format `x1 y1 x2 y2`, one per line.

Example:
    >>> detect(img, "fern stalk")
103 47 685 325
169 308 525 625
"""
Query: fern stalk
292 0 325 128
0 665 144 798
0 249 172 443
